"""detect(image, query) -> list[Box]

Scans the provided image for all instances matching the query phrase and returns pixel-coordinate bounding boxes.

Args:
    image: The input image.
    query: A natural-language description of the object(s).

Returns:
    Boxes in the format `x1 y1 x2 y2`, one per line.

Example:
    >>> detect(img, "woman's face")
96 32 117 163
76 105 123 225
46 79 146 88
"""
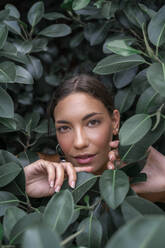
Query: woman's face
54 92 120 174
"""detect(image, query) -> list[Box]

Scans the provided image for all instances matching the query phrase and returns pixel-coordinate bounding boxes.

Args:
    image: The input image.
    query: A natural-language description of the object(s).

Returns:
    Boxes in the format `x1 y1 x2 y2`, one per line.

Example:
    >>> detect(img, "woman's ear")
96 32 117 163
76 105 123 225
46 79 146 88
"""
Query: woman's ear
112 109 120 136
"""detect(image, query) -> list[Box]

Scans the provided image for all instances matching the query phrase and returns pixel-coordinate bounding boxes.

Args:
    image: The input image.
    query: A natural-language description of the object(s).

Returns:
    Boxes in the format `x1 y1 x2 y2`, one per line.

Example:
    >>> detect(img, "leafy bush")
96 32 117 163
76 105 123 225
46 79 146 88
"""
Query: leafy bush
0 0 165 247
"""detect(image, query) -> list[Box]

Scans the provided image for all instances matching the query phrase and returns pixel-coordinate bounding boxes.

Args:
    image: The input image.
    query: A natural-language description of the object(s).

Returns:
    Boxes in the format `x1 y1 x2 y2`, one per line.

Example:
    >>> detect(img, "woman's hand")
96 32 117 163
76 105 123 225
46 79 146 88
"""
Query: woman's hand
24 159 77 198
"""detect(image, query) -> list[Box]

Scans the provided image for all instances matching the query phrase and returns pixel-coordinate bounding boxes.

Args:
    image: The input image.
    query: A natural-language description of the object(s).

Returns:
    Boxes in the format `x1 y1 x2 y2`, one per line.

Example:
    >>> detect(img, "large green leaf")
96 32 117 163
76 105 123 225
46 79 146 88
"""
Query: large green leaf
0 23 8 49
31 38 48 52
136 87 165 114
27 1 44 27
22 225 61 248
113 67 138 89
71 172 98 203
105 216 165 248
14 40 32 54
0 117 16 130
15 65 34 84
3 206 26 239
0 87 14 118
4 20 21 36
131 68 149 95
0 191 19 217
10 212 42 244
0 61 16 83
93 54 145 75
0 9 10 21
76 216 102 248
0 162 22 187
119 114 152 146
121 196 164 222
115 87 136 113
44 190 74 234
5 4 20 19
106 39 141 56
26 55 43 79
148 5 165 47
147 63 165 97
38 24 71 37
72 0 91 10
99 170 129 209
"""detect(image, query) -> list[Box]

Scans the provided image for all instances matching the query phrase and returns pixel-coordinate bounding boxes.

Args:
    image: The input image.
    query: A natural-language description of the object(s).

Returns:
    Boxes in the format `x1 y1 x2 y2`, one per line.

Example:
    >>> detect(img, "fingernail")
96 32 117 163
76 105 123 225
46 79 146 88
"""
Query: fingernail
108 165 113 170
55 185 60 192
50 181 54 188
109 154 113 161
70 181 75 189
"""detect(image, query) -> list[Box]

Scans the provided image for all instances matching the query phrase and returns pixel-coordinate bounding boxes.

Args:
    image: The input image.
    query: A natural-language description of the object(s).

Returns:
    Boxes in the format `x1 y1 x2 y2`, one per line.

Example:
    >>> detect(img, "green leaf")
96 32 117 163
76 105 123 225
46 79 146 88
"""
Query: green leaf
121 196 164 222
72 0 91 11
114 67 138 89
115 87 136 113
147 63 165 97
0 223 3 242
0 9 10 22
15 65 34 84
44 12 70 21
131 68 149 95
0 162 22 187
0 87 14 118
106 39 141 56
4 20 21 36
76 217 102 248
0 117 16 130
3 206 26 240
0 23 8 49
99 170 129 209
0 191 19 217
138 3 156 19
31 38 48 52
119 114 152 146
105 216 165 248
70 32 84 48
44 190 74 234
26 55 43 80
25 112 40 132
38 24 71 38
14 40 32 54
148 5 165 47
71 172 98 203
5 4 20 19
10 212 42 244
27 1 45 27
22 225 61 248
93 54 145 75
0 61 16 83
33 119 49 134
136 87 165 114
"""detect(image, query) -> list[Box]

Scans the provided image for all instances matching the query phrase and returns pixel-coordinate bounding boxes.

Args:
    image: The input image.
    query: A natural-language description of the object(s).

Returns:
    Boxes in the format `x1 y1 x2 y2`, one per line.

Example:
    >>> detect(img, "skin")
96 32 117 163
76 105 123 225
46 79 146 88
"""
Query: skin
24 92 120 197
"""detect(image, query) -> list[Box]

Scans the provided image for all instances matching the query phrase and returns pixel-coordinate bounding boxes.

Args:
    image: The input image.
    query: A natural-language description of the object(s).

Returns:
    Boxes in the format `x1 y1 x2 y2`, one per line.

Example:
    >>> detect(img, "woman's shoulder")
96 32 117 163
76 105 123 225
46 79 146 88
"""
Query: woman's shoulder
38 153 60 163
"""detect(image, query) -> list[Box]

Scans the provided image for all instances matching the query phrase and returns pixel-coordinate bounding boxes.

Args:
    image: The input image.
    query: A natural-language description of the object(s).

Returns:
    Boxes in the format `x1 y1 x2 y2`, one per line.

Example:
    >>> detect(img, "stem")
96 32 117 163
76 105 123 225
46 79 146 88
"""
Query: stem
61 228 84 246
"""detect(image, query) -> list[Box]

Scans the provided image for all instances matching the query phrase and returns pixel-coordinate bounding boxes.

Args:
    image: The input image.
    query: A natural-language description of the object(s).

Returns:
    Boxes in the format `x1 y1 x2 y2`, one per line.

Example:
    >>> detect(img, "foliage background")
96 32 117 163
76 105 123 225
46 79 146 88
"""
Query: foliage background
0 0 165 247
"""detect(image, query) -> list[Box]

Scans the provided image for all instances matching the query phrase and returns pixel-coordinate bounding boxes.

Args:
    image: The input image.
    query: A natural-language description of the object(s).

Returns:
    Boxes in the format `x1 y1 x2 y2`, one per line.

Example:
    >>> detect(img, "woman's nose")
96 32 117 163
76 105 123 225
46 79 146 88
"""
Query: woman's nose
73 128 89 149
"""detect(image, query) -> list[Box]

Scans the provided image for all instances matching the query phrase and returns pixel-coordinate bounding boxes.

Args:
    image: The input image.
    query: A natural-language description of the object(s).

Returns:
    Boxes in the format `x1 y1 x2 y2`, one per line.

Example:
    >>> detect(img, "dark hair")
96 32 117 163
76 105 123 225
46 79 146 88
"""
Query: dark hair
48 74 114 133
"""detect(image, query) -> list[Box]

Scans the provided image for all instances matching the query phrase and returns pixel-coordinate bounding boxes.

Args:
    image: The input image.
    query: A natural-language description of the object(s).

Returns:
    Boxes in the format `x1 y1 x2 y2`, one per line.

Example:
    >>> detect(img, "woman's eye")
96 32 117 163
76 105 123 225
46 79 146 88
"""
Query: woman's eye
57 126 69 133
88 119 100 127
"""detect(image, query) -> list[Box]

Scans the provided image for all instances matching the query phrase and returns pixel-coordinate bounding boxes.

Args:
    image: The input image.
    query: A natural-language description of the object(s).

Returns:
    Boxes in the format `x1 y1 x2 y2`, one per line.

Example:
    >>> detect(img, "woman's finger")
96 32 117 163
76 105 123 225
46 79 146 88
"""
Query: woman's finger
62 162 77 189
108 149 119 161
39 160 56 188
53 163 65 192
109 140 119 148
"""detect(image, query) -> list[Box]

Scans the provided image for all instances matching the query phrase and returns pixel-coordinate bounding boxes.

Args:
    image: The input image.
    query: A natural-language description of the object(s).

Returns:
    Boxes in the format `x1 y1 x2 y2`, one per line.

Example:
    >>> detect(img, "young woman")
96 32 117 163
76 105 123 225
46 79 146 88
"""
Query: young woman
24 74 165 202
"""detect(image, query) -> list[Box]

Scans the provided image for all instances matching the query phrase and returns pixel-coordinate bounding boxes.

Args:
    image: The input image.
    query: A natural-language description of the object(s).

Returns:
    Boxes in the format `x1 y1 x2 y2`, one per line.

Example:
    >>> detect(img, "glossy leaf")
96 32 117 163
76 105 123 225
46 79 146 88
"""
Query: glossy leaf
76 217 102 248
139 3 156 19
0 61 16 83
0 223 3 242
72 0 91 11
148 5 165 47
0 191 19 217
0 162 22 187
0 87 14 118
72 172 98 203
136 87 165 114
131 69 149 95
31 38 48 52
3 206 26 239
147 63 165 97
14 40 32 54
4 20 21 36
26 55 43 79
0 117 16 130
99 170 129 209
121 196 164 222
106 216 165 248
44 12 70 20
93 54 145 75
15 65 34 84
106 39 141 56
115 87 136 113
119 114 152 146
10 212 42 244
5 4 20 19
0 23 8 49
0 9 10 21
44 190 74 234
27 1 44 27
113 67 138 89
38 24 71 38
22 225 61 248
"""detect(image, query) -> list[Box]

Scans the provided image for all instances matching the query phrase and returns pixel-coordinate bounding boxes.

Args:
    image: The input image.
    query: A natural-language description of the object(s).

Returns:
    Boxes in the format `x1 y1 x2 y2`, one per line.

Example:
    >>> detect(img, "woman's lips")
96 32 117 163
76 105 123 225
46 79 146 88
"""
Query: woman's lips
74 154 96 164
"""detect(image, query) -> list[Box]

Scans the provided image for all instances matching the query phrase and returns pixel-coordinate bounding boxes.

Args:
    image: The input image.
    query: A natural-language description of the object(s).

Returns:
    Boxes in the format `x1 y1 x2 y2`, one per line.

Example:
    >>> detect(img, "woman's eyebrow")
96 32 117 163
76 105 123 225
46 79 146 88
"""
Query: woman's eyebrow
56 112 103 124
